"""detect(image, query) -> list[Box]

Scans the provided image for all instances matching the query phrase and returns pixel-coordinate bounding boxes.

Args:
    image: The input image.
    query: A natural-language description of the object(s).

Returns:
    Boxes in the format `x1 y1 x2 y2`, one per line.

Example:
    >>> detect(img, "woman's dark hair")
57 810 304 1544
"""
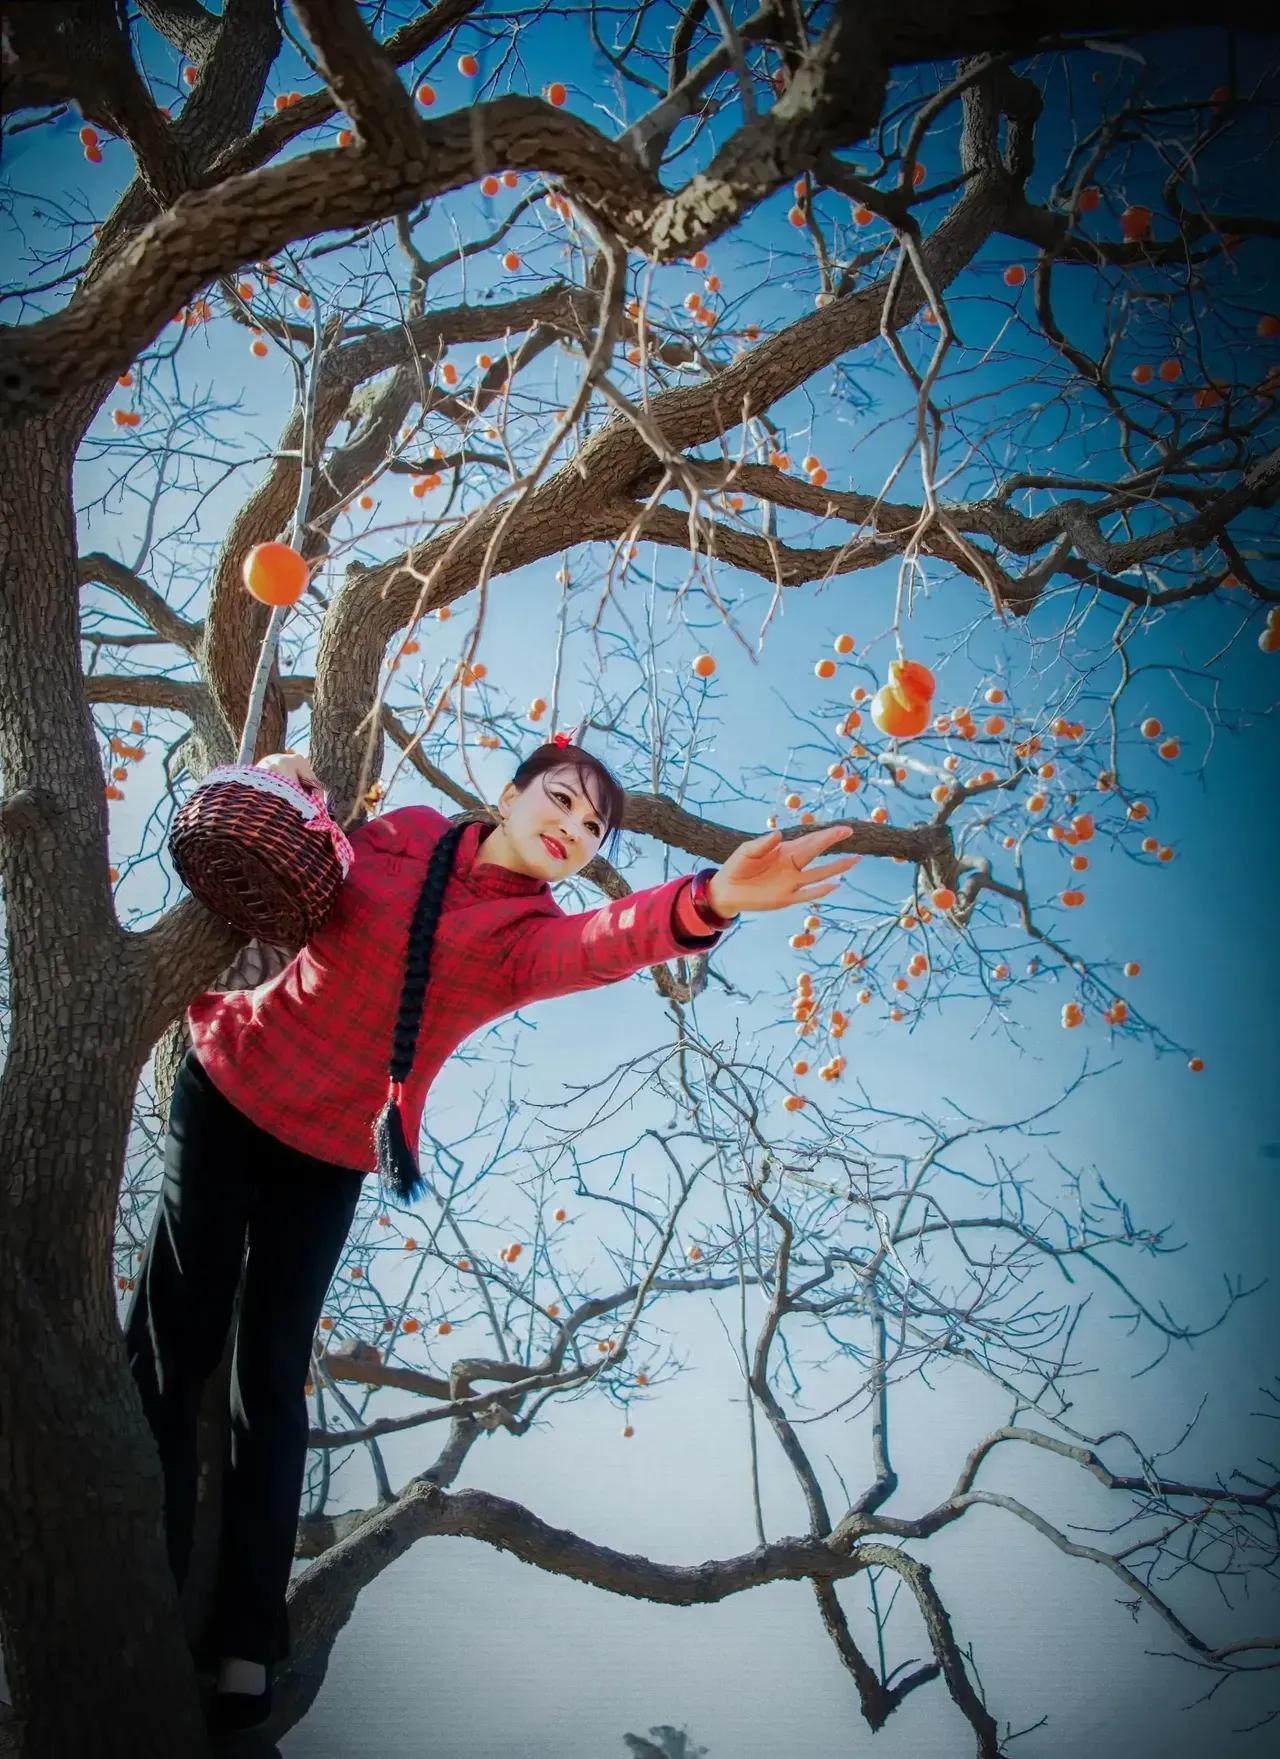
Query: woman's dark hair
374 742 625 1203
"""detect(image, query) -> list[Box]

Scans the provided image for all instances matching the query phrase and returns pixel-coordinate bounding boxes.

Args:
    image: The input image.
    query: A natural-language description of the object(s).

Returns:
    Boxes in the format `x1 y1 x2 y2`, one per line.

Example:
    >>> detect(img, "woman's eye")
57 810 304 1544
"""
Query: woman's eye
552 789 599 836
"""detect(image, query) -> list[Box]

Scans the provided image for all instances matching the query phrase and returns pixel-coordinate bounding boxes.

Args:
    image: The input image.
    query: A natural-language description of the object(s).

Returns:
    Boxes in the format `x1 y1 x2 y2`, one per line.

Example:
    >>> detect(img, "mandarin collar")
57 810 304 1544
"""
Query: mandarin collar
454 818 550 897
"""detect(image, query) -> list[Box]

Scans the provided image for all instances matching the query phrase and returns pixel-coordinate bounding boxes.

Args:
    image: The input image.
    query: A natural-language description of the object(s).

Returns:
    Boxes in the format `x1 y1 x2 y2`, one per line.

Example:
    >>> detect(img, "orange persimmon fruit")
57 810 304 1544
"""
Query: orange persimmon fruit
242 541 309 606
888 658 936 707
871 687 930 738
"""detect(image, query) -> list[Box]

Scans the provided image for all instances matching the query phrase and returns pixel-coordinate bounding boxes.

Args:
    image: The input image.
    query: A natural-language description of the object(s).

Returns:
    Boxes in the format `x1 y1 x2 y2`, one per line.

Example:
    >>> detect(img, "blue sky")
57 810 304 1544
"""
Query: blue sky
5 8 1279 1752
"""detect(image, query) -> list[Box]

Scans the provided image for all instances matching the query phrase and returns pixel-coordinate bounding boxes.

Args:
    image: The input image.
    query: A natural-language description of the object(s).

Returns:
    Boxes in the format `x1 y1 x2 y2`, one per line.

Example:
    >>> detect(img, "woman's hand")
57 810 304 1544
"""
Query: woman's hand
708 825 859 918
254 750 322 791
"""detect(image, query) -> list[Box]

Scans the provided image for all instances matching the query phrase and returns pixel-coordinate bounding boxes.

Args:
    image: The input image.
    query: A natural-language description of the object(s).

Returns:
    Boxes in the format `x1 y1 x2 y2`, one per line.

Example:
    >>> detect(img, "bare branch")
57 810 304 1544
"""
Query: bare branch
289 0 421 155
1 0 1030 412
134 0 219 62
79 553 202 652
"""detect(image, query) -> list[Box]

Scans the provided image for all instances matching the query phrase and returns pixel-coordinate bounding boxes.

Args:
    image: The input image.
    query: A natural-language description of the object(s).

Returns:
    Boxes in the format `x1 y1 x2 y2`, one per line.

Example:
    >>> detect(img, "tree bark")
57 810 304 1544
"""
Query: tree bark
0 409 209 1755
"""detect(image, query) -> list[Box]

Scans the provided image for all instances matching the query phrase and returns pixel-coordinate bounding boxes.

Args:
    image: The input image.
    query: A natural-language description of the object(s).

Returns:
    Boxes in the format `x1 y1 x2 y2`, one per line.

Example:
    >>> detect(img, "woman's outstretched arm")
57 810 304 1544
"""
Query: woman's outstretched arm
502 824 859 1008
501 873 729 1008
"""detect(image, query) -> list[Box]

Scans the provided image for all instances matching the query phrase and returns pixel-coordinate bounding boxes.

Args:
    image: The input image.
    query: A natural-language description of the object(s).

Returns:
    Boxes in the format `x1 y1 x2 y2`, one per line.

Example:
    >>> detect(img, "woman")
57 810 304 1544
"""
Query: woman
123 730 856 1735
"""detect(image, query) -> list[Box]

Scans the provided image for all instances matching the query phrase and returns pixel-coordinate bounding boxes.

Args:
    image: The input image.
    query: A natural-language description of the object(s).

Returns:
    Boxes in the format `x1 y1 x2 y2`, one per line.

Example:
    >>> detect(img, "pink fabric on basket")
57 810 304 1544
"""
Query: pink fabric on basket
297 790 356 873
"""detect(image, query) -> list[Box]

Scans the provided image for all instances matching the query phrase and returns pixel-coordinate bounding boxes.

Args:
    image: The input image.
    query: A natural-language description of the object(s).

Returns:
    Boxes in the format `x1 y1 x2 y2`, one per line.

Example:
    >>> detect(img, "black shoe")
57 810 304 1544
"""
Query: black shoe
204 1678 274 1739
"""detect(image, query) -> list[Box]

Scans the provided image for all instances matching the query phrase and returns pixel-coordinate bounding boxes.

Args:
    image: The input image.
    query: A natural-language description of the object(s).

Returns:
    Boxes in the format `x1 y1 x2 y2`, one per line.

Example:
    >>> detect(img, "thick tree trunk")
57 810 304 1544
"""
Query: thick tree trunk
0 1031 210 1757
0 984 219 1754
0 412 210 1754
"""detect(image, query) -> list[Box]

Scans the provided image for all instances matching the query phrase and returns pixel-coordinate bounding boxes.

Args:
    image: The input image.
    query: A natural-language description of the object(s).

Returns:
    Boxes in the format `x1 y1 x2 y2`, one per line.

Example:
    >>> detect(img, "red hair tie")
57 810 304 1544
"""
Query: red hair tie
548 719 587 748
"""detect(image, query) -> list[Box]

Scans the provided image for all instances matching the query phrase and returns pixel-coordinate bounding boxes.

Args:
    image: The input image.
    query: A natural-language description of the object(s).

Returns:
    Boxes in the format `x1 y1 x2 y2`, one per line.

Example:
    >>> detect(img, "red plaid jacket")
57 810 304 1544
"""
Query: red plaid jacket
186 807 728 1176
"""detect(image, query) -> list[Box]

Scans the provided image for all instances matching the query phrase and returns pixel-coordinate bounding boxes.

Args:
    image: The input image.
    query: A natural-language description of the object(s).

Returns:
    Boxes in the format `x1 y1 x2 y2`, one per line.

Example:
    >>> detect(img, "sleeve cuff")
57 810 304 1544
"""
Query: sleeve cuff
671 875 729 947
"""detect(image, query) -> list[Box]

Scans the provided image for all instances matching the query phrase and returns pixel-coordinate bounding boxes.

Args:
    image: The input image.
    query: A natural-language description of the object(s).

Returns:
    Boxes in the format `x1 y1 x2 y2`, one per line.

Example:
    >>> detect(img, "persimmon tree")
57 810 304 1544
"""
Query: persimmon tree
2 3 1279 1756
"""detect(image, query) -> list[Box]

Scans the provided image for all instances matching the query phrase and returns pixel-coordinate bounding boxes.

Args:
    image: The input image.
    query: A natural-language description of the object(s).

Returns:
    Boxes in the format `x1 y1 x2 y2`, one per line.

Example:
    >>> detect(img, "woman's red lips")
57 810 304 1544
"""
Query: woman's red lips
541 834 566 859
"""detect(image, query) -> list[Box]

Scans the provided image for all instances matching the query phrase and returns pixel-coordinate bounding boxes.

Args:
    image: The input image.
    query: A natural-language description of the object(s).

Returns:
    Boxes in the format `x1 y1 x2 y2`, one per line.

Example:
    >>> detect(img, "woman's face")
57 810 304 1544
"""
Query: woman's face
498 764 606 878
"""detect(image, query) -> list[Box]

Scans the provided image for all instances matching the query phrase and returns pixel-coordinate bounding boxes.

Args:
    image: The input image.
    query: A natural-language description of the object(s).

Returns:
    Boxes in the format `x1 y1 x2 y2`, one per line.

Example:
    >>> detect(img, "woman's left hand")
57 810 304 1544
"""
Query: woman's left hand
708 825 859 918
255 750 322 792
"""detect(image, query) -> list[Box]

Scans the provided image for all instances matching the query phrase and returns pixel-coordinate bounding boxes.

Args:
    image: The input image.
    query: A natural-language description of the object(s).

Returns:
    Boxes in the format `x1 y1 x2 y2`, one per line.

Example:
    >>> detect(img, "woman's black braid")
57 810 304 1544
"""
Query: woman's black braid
374 814 484 1202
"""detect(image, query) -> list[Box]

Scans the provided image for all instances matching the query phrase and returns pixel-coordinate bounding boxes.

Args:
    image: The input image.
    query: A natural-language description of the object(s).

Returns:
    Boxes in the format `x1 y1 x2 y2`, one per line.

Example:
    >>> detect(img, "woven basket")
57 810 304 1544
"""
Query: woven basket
169 764 356 946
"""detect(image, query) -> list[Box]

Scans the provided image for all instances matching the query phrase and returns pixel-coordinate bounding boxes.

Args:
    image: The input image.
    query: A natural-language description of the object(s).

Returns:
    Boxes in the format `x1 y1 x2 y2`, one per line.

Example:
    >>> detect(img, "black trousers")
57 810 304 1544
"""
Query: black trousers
123 1047 364 1665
